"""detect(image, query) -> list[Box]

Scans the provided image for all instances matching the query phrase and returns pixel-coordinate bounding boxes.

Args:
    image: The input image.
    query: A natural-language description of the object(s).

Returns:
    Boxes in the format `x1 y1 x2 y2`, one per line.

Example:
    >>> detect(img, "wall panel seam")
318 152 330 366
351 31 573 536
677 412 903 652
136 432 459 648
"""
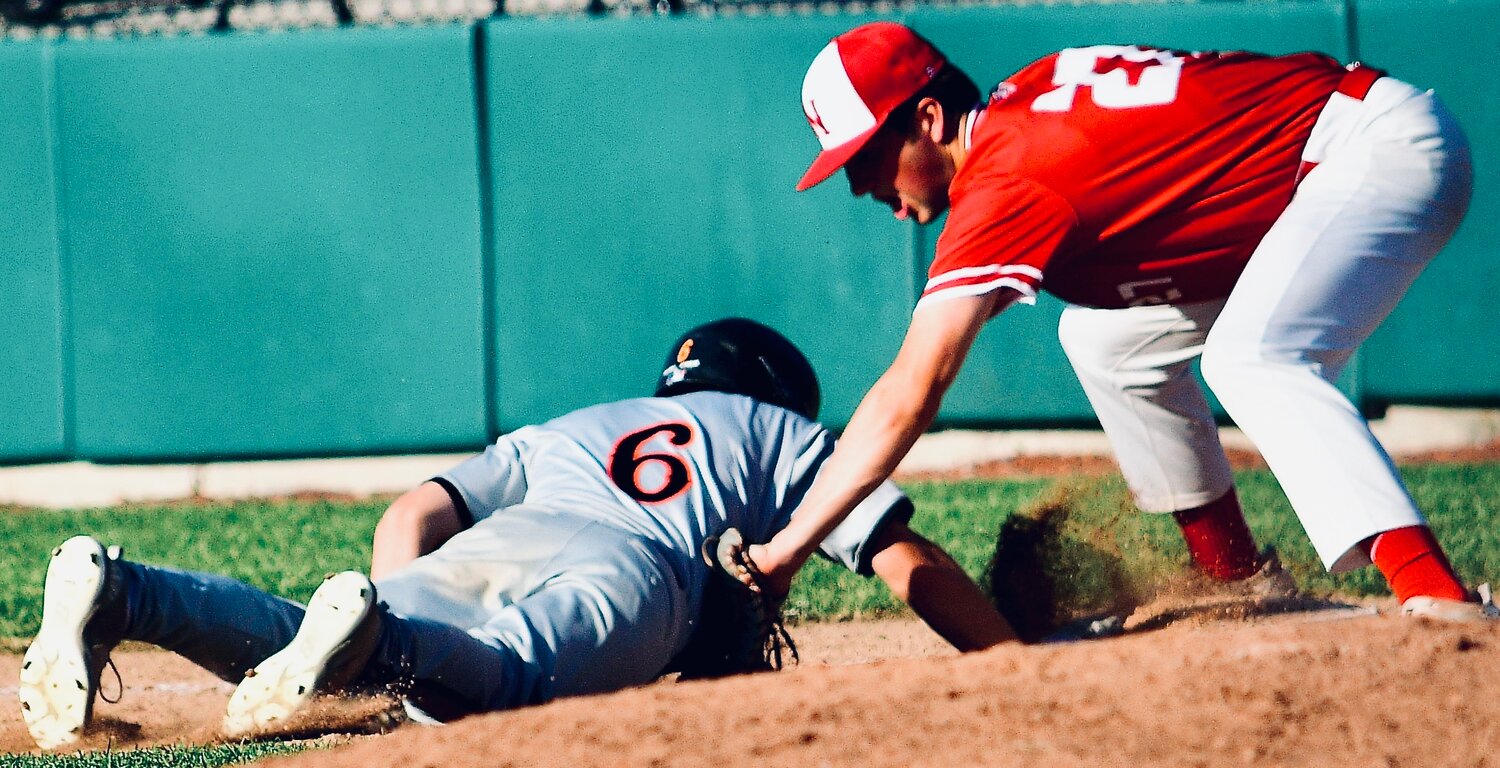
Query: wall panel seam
45 41 75 461
472 22 501 440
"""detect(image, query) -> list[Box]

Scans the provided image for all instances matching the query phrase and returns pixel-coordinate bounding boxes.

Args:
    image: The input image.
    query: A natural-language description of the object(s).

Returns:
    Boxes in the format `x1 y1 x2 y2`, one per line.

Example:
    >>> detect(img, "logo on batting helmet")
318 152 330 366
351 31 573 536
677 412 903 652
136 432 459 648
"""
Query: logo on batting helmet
655 318 821 421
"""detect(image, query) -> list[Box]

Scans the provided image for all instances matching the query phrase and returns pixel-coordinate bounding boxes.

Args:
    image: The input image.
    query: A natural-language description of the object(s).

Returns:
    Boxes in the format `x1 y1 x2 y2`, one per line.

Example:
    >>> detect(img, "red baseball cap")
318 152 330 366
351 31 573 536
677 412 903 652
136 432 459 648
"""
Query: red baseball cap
795 22 947 192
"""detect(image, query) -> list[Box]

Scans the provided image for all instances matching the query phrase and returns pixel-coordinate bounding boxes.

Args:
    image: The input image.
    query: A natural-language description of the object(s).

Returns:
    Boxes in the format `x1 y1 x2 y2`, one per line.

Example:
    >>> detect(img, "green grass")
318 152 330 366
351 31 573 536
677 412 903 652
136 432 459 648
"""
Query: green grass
0 499 386 644
1 741 311 767
3 464 1498 643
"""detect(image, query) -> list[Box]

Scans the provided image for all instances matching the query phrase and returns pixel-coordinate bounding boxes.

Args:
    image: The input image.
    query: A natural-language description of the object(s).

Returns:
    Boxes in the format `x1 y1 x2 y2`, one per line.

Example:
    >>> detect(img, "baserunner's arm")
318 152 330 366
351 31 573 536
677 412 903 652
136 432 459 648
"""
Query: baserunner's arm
869 520 1017 650
370 481 464 580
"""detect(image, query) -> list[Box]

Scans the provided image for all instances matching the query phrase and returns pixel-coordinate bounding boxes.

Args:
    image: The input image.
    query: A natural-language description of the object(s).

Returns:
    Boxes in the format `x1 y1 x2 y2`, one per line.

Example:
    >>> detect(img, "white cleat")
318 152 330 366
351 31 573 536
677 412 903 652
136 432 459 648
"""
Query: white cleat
18 536 115 750
223 571 380 736
1401 583 1500 622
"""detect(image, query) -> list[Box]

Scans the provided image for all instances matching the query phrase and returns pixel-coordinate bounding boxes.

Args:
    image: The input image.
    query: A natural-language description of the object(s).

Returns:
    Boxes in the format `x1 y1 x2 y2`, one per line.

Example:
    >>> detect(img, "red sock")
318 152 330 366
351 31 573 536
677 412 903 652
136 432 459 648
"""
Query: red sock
1172 491 1260 581
1360 525 1467 604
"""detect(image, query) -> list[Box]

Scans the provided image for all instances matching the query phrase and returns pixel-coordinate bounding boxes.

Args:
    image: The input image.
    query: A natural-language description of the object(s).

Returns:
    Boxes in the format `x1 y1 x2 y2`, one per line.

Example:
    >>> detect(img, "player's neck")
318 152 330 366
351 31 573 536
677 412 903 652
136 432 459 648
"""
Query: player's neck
948 110 974 173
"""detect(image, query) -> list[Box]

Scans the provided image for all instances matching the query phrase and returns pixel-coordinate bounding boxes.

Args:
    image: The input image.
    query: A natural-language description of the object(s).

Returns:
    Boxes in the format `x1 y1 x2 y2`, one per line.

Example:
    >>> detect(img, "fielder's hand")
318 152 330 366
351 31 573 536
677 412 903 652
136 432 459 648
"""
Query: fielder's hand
741 541 798 600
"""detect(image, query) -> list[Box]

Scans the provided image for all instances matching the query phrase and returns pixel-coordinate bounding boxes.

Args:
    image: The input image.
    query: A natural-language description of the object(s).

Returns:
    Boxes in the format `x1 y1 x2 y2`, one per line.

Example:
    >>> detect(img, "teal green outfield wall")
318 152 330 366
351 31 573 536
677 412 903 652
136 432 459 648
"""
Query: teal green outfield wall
0 44 66 462
1358 0 1500 404
54 26 488 461
481 17 920 430
0 1 1496 464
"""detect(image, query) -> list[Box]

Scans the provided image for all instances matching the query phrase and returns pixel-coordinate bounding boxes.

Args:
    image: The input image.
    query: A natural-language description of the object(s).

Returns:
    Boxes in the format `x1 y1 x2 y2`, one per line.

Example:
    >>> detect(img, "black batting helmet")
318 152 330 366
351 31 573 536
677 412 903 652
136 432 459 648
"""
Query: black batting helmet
655 318 821 421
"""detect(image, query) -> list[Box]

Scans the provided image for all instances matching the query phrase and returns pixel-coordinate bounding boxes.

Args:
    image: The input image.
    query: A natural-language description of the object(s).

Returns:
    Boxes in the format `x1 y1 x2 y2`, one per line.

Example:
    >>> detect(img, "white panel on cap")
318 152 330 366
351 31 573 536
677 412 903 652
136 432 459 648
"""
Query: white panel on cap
802 42 877 150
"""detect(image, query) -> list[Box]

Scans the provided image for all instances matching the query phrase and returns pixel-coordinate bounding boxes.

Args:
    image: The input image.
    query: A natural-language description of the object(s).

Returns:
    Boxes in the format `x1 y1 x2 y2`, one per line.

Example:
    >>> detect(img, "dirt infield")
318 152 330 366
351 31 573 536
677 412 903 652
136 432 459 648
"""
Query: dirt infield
0 619 957 756
3 604 1498 766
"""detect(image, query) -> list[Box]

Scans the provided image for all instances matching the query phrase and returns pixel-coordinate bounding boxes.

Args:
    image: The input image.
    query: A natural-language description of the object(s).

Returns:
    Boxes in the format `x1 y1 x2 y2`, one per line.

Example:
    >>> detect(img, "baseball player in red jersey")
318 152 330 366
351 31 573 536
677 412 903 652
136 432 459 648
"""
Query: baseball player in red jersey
746 21 1496 621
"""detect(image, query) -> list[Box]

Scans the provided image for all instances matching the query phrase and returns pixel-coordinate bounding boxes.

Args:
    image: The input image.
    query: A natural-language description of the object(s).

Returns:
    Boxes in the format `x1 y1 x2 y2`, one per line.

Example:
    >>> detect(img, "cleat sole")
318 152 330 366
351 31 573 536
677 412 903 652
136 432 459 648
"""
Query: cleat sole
223 571 375 736
19 536 108 750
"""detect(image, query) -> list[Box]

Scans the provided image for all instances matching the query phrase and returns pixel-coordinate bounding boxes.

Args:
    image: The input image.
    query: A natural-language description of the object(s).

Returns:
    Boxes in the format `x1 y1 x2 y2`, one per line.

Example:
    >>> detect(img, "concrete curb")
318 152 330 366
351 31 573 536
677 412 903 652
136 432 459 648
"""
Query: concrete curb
2 406 1495 510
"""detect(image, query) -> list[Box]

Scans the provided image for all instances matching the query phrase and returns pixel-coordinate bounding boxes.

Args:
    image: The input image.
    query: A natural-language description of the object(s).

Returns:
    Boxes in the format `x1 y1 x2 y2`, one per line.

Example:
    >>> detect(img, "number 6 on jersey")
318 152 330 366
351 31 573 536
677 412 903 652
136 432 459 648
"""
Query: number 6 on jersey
609 423 695 503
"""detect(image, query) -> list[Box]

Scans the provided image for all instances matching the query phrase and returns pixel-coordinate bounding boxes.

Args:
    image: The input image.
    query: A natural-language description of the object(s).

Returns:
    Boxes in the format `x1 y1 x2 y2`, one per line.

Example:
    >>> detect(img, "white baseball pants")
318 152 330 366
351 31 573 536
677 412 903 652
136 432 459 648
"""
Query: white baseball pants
1058 75 1473 572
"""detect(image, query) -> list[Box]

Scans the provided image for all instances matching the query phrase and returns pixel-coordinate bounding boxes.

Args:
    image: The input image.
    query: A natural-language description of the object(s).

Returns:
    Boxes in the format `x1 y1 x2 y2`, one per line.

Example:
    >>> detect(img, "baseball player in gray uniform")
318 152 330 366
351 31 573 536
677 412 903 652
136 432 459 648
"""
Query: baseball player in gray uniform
20 317 1014 751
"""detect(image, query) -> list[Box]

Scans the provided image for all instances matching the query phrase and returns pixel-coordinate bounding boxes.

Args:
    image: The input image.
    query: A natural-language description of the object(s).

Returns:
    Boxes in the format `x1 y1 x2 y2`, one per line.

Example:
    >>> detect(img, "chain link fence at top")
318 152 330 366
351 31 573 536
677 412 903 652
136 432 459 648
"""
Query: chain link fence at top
0 0 944 39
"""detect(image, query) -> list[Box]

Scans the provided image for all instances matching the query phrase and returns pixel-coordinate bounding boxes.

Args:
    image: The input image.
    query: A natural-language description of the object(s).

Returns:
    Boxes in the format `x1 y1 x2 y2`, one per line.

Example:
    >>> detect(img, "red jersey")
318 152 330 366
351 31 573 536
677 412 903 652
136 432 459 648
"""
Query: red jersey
920 46 1348 310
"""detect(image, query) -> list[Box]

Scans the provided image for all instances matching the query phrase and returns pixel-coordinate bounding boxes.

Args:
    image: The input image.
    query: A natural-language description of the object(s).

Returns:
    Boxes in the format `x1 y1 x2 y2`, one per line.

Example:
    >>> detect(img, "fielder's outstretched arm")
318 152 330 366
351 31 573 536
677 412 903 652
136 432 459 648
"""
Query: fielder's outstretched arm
870 520 1018 650
751 291 1012 594
370 481 464 580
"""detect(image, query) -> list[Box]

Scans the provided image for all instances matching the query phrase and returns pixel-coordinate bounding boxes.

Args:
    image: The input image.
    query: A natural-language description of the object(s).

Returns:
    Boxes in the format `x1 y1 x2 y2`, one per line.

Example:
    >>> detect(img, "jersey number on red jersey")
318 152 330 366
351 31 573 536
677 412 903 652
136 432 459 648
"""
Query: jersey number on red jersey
1032 46 1188 113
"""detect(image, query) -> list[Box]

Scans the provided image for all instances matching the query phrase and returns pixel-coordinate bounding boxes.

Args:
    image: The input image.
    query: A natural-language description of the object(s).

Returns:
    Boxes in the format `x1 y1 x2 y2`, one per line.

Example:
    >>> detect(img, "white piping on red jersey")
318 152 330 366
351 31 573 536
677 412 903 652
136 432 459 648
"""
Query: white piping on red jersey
915 264 1041 313
926 264 1043 289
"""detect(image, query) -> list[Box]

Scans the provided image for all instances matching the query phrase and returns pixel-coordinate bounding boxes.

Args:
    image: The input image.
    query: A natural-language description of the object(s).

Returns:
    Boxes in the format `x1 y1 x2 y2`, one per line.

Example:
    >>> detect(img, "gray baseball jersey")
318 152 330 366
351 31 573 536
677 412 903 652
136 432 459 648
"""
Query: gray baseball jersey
76 392 914 716
435 390 909 576
371 390 912 708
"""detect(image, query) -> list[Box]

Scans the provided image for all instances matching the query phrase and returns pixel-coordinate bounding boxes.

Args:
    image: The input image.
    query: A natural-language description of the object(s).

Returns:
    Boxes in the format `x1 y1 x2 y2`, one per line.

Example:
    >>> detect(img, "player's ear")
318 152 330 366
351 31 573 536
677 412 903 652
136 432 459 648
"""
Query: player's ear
913 97 947 144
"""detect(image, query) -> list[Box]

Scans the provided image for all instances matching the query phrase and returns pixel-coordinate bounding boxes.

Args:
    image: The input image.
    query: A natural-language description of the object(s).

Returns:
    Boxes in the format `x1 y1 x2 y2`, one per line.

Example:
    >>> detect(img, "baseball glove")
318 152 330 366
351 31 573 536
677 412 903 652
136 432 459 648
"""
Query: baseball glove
665 528 798 680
